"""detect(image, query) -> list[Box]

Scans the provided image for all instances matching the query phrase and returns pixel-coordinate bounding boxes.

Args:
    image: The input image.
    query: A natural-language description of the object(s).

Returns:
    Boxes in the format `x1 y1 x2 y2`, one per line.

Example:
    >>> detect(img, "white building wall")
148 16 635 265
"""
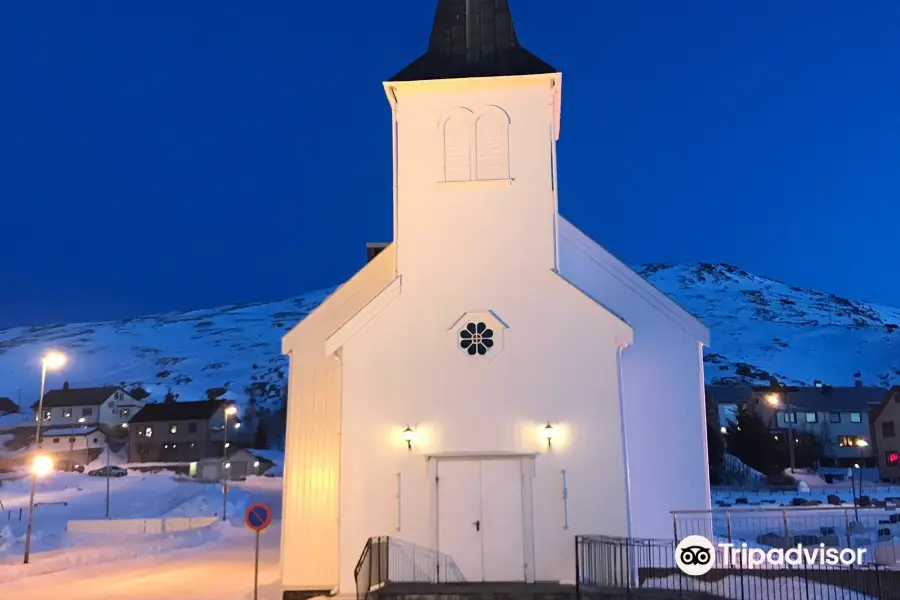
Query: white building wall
336 270 632 595
391 76 561 282
558 219 712 539
280 246 398 595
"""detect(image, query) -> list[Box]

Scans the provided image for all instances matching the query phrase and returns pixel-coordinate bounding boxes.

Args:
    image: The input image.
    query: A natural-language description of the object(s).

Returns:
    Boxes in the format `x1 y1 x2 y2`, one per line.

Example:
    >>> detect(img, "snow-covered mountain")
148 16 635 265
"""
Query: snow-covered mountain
640 263 900 387
0 262 897 412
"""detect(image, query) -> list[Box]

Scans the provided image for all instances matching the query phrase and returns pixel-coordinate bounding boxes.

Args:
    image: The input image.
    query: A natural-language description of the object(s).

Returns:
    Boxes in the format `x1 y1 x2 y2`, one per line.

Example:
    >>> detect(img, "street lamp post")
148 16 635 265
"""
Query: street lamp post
856 439 869 500
23 351 66 565
222 405 238 521
766 392 796 473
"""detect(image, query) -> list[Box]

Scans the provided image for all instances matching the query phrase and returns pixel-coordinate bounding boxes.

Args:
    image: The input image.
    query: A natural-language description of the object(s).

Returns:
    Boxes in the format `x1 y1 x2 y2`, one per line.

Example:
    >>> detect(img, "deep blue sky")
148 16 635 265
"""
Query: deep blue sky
2 1 900 328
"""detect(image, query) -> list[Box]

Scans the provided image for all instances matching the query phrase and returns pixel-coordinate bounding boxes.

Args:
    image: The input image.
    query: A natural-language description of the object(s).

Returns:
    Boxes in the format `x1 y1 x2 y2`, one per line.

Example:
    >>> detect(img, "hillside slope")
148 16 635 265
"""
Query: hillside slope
0 262 897 412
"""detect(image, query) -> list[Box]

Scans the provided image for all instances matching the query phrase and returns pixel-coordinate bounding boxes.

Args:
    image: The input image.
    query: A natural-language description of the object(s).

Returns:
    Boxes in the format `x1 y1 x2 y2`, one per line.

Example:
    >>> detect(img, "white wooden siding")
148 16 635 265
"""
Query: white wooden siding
281 245 398 593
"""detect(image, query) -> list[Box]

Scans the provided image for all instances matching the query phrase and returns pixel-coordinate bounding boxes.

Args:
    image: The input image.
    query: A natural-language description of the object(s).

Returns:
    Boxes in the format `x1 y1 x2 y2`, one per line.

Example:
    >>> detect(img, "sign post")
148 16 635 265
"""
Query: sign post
245 502 272 600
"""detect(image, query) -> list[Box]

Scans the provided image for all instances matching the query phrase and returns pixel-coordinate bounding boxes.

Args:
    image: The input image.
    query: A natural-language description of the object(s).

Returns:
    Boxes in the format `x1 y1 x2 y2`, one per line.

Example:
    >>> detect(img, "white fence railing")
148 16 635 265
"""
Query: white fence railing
66 516 218 534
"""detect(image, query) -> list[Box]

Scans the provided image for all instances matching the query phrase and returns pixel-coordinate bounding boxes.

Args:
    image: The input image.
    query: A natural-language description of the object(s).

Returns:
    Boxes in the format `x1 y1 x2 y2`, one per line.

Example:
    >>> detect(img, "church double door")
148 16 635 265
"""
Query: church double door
435 457 533 582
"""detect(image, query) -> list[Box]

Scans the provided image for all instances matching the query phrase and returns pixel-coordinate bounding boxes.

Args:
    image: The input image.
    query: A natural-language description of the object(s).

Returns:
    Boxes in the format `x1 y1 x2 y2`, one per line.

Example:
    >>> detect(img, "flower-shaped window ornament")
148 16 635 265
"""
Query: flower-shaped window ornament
459 322 494 356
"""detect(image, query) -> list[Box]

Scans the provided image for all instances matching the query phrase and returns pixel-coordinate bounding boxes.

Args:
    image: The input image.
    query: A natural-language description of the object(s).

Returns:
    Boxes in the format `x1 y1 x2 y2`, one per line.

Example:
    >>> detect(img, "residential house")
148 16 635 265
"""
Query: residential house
128 400 241 464
871 387 900 481
192 447 275 481
39 425 108 470
0 397 19 416
749 385 886 467
706 384 754 429
31 383 144 434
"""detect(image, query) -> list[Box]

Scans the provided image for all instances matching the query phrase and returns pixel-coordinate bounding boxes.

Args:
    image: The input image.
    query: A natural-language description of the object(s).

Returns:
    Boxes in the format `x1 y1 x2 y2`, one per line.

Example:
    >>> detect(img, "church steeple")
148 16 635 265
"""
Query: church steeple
390 0 556 82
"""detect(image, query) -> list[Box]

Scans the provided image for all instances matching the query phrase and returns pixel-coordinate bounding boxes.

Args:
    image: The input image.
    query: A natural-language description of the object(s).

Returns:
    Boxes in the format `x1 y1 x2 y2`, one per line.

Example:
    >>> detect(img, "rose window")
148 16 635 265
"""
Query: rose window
459 322 494 356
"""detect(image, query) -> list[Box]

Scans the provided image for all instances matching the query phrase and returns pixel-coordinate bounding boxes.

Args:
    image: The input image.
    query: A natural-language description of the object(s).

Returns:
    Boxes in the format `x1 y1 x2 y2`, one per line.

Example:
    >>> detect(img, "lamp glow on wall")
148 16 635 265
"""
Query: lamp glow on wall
541 422 556 449
402 426 417 450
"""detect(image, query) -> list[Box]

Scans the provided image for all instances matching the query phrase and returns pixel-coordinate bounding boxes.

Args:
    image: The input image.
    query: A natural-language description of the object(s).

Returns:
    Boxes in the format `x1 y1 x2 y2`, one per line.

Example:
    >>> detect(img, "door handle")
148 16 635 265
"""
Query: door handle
474 520 480 532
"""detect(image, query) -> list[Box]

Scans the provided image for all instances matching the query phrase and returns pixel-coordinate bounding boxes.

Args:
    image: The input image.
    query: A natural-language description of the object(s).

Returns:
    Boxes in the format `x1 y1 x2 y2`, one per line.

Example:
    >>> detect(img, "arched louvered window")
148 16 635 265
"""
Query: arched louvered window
443 111 474 182
475 107 510 181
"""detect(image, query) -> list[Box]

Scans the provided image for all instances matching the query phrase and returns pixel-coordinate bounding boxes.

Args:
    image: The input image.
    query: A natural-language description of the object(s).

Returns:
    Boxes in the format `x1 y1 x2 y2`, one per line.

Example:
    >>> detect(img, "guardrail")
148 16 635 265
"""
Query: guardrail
66 516 218 534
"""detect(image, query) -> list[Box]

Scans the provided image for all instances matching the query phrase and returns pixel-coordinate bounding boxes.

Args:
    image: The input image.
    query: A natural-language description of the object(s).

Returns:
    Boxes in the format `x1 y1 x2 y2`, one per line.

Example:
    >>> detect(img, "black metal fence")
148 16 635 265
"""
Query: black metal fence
674 507 900 567
576 535 897 600
354 536 466 600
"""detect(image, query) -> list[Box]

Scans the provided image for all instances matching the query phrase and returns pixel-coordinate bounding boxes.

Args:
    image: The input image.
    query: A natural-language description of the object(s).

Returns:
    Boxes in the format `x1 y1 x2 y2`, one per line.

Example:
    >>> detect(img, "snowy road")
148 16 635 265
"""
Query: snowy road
2 522 283 600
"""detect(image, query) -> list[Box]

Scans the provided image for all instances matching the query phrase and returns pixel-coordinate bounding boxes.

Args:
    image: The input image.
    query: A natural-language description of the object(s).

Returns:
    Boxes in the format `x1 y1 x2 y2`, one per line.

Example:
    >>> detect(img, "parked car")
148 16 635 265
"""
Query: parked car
87 466 127 477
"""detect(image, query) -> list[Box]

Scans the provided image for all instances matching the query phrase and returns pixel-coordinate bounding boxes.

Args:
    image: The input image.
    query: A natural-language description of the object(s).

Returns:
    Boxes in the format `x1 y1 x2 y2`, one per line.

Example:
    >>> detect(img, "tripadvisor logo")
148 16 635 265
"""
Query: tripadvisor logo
675 535 868 576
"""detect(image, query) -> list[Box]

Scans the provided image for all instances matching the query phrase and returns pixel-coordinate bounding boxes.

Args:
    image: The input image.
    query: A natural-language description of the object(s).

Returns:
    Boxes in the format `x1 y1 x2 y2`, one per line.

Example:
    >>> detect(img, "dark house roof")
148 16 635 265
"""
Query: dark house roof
390 0 556 82
705 384 754 405
129 400 227 424
768 386 887 413
0 397 18 414
31 386 119 410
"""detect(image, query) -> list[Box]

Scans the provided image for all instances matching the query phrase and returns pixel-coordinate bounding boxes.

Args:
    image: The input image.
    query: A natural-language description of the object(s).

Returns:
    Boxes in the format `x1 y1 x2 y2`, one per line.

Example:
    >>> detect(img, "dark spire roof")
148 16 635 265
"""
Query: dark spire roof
390 0 556 82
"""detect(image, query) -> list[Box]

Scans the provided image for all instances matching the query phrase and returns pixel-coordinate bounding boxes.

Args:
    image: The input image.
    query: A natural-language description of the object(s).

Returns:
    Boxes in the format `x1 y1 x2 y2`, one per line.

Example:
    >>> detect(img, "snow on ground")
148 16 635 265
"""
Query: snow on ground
0 471 283 598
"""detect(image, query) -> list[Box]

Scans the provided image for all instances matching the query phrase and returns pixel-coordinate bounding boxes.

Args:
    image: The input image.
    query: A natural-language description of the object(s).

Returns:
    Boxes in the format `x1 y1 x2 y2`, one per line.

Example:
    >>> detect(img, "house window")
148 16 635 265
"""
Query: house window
782 412 797 424
93 437 98 443
443 112 473 182
63 409 72 418
805 412 818 423
144 426 153 438
82 408 92 417
887 452 900 466
170 424 178 434
188 422 197 433
189 442 196 449
839 435 862 447
850 413 862 423
121 409 129 418
52 437 59 443
884 421 896 438
829 412 841 424
42 410 51 421
474 108 510 181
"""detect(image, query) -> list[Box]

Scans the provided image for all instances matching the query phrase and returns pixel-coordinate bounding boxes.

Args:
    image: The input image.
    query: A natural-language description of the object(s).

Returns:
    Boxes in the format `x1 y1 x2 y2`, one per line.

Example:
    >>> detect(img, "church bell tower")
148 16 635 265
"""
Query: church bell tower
383 0 563 293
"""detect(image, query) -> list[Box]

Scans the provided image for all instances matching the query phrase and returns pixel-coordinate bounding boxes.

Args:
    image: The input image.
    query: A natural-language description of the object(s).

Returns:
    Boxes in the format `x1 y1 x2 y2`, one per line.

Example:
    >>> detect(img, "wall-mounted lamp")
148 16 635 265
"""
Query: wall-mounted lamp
541 422 555 449
402 426 417 450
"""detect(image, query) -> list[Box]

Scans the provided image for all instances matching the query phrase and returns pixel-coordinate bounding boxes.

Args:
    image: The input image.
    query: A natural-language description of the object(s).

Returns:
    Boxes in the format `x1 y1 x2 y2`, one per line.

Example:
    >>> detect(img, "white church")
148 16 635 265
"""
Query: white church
281 1 711 598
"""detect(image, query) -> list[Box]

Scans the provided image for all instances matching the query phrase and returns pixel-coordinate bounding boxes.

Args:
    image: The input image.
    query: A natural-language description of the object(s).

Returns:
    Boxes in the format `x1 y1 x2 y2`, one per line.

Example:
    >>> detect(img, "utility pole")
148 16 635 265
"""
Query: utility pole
786 389 796 474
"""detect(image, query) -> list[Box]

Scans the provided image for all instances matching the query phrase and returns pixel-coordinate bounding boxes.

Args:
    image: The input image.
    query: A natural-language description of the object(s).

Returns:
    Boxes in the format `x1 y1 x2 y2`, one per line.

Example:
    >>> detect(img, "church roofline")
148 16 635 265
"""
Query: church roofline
389 0 557 83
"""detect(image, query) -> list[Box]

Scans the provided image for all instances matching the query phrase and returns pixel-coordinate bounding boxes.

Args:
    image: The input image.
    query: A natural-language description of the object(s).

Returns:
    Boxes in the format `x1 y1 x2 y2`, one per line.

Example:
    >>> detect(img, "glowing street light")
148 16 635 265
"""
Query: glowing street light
24 351 66 565
30 454 54 477
765 393 779 406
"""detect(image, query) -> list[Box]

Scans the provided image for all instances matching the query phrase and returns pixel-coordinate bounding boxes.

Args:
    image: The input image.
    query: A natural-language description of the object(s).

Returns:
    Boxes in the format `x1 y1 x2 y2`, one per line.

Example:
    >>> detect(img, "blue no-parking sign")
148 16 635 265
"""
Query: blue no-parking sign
245 502 272 532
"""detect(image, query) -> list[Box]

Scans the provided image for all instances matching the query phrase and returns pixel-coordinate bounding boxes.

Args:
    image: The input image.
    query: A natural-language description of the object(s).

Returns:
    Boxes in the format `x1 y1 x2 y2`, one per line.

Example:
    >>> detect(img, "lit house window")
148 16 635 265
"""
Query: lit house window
144 427 153 438
887 452 900 466
170 424 178 434
43 411 51 421
805 412 818 424
839 435 862 447
63 409 72 418
782 412 797 424
850 413 862 423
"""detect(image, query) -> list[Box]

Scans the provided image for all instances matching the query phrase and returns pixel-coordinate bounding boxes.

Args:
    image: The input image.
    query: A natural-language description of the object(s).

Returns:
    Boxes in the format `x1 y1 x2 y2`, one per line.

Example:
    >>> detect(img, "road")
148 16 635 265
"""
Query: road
2 522 282 600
